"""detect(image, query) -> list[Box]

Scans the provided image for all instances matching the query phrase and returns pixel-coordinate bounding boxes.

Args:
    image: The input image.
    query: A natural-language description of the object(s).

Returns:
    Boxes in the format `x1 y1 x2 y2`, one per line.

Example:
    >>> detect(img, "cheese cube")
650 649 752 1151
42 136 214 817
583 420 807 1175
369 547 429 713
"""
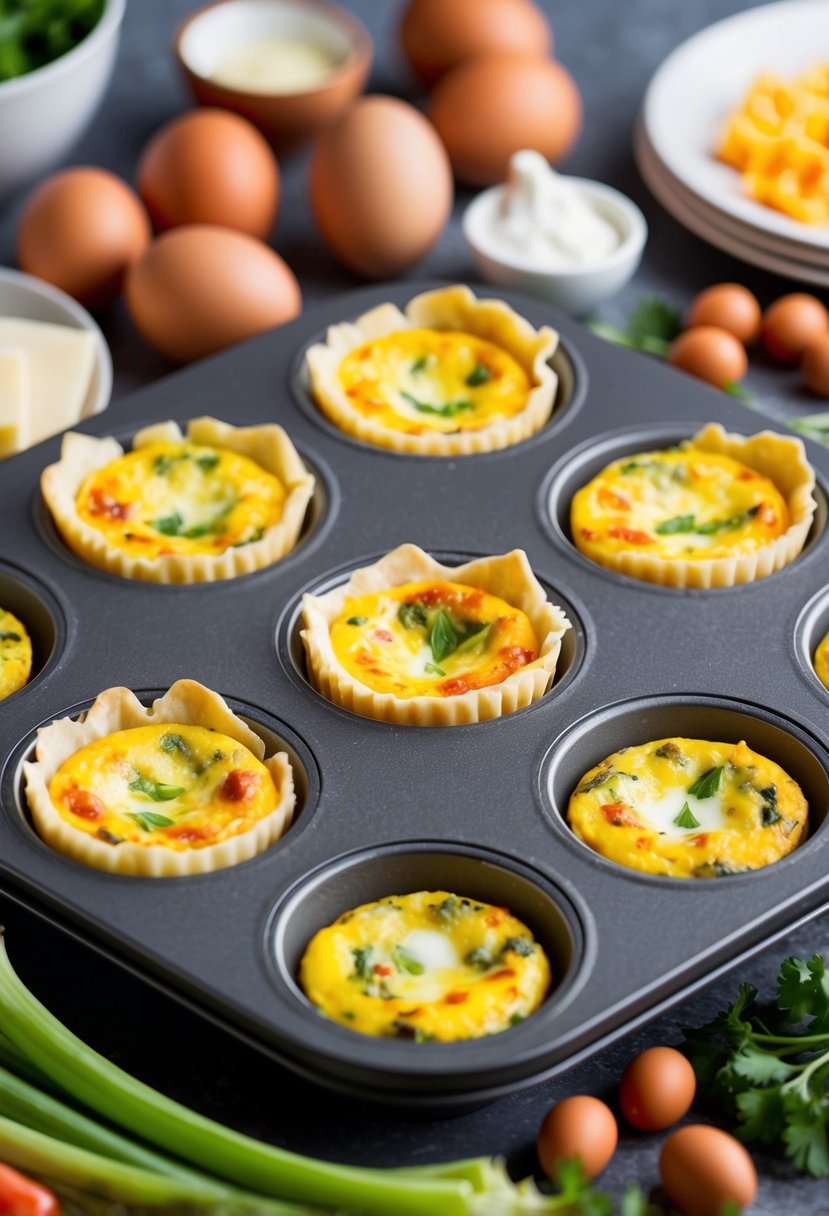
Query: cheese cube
0 320 96 446
0 347 29 459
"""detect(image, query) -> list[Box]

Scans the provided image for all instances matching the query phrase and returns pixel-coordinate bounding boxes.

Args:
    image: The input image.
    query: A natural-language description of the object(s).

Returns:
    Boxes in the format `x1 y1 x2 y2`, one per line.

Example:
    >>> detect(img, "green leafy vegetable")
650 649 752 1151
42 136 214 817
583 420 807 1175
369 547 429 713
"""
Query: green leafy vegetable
502 937 534 958
400 391 473 419
154 511 185 536
655 514 696 536
673 802 701 829
410 355 430 374
347 616 368 626
398 602 428 630
392 946 424 976
655 507 760 537
429 610 457 664
153 453 188 476
127 776 184 803
587 297 682 359
455 623 492 654
0 0 106 83
688 766 723 799
126 811 176 833
465 363 491 387
160 733 190 759
683 953 829 1177
196 454 220 472
424 662 445 676
0 631 21 642
351 946 373 978
791 413 829 442
724 379 754 403
465 947 494 971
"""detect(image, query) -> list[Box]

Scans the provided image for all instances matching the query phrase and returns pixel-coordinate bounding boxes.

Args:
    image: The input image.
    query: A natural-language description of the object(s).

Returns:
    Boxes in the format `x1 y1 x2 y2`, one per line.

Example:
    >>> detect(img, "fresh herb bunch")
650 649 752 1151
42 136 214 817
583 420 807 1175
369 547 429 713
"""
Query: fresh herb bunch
0 0 105 82
683 953 829 1177
791 414 829 445
586 298 682 358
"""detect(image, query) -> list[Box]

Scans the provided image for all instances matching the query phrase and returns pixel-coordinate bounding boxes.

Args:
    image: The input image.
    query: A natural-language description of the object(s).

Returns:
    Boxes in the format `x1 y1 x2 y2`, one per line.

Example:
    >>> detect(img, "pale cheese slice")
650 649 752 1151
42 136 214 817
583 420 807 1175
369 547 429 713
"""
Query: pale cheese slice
0 348 29 459
0 320 96 446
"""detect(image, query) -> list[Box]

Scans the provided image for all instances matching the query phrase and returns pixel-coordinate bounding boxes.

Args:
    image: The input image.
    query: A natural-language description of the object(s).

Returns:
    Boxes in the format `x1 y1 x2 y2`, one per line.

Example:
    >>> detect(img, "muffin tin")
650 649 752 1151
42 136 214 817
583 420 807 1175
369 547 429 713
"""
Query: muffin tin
1 280 829 1108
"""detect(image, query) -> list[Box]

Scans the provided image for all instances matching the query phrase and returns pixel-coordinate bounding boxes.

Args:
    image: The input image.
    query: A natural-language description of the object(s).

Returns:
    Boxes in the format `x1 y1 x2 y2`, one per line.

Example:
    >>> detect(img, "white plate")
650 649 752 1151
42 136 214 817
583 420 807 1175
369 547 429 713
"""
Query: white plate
635 124 829 288
642 0 829 253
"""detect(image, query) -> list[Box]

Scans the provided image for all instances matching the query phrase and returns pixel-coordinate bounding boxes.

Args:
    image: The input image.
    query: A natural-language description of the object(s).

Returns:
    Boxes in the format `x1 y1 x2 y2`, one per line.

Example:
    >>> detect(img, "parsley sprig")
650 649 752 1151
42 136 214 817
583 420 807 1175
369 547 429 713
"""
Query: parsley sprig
586 298 682 358
683 954 829 1177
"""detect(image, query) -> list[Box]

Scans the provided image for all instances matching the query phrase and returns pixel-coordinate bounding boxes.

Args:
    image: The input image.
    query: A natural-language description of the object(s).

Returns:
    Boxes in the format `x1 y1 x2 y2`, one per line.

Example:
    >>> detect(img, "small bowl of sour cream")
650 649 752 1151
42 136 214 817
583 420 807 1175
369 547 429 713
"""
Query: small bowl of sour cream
462 151 648 317
175 0 373 155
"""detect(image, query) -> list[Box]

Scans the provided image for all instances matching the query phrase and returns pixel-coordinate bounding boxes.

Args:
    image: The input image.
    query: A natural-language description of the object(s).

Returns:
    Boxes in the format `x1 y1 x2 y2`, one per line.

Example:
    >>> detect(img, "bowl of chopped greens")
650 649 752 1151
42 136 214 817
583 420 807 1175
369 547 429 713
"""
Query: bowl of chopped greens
0 0 126 201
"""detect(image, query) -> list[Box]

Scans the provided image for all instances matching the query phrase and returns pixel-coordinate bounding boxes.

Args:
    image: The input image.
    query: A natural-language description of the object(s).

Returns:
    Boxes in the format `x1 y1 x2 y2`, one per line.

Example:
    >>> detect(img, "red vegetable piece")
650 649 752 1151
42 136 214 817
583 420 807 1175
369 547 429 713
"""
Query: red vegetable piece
0 1164 60 1216
218 769 258 802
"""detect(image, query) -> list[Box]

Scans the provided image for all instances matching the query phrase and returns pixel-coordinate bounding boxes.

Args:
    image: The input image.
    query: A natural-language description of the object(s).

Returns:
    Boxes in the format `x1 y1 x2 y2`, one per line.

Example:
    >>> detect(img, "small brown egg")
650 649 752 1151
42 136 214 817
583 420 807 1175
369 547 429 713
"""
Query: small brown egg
660 1125 757 1216
619 1046 696 1131
17 168 151 309
802 333 829 397
761 293 829 363
137 109 280 239
686 284 761 344
429 54 581 186
667 326 748 389
537 1095 618 1181
310 96 453 278
125 225 300 363
401 0 552 86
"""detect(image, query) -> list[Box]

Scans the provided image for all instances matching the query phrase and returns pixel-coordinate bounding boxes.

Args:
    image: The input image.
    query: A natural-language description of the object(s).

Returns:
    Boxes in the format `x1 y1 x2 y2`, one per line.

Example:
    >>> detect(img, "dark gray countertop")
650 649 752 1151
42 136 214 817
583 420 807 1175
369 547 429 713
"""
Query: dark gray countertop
1 1 828 1211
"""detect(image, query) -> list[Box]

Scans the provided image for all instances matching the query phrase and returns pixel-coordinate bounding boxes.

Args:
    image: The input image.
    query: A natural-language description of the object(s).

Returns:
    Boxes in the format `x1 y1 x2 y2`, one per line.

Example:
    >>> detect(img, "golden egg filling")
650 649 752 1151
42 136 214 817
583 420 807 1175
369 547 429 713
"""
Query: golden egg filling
0 607 32 701
41 417 314 583
306 284 559 455
815 629 829 691
301 544 571 726
23 681 295 877
569 423 816 588
567 738 808 880
299 890 551 1041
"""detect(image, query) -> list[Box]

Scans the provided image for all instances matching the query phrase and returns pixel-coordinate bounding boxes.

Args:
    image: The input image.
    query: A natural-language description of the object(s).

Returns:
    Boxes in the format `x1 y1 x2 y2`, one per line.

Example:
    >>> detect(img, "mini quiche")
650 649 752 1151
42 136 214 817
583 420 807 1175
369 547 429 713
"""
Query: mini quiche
23 680 295 877
567 738 808 879
299 890 551 1041
300 544 570 726
570 423 816 588
815 630 829 692
0 607 33 701
41 417 314 583
305 284 559 455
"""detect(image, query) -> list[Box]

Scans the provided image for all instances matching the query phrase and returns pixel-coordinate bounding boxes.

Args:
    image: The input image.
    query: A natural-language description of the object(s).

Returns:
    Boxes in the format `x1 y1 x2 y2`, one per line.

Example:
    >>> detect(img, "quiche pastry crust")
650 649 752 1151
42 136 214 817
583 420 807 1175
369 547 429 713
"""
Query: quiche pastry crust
572 423 816 589
301 544 570 726
306 284 559 455
41 417 314 584
23 680 295 877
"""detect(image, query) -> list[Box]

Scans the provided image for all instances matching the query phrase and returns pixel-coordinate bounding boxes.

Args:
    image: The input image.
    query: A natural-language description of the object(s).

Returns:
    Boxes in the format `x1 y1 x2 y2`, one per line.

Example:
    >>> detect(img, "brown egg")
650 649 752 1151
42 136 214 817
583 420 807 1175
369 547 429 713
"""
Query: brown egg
17 168 151 309
429 54 581 185
401 0 552 86
668 326 748 389
761 293 829 363
802 333 829 397
537 1095 618 1181
125 225 300 363
686 284 761 344
619 1046 696 1131
660 1125 757 1216
310 96 453 278
137 109 280 239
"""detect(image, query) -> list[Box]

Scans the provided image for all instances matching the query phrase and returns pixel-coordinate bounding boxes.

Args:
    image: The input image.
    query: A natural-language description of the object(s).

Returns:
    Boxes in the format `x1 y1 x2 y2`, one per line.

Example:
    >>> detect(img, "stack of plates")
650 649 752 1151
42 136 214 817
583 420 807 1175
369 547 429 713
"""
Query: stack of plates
636 0 829 287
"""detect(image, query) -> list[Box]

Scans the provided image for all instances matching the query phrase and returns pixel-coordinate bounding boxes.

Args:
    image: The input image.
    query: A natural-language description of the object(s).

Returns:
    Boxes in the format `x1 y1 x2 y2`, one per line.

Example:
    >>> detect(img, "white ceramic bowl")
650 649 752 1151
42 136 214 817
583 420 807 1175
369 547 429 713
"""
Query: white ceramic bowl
0 0 126 202
0 267 112 422
463 177 648 317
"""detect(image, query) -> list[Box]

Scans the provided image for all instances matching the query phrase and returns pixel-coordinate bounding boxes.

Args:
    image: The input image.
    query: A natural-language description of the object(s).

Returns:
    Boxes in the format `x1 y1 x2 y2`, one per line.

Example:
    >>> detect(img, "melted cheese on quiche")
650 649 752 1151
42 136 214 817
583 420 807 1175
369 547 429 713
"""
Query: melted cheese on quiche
329 580 539 698
571 447 788 562
0 608 32 701
299 890 551 1041
337 329 532 435
815 630 829 691
48 724 279 852
567 738 808 879
75 441 286 559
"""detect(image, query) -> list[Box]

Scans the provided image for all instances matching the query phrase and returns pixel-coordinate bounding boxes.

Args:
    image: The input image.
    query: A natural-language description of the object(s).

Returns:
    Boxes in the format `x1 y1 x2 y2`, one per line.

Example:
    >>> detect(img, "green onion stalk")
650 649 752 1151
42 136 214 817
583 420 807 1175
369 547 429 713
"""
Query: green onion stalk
0 935 563 1214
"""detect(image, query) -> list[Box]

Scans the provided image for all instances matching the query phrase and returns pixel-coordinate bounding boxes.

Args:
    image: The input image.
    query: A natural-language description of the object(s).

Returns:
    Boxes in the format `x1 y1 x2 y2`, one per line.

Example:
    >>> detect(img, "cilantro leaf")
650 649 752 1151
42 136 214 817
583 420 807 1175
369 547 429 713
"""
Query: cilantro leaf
688 766 723 799
673 802 701 829
778 955 829 1034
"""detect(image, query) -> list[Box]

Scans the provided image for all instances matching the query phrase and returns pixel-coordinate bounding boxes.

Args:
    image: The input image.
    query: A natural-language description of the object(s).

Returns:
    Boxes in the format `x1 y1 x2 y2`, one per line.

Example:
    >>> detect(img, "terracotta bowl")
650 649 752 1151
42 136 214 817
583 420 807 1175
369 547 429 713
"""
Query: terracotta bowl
174 0 373 156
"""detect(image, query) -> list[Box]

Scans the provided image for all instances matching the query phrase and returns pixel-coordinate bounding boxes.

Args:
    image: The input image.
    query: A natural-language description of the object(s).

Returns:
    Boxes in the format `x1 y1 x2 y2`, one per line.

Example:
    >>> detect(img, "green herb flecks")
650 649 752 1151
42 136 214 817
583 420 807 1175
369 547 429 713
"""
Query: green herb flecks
347 616 368 626
465 947 494 971
351 946 373 979
127 775 185 803
465 363 491 387
683 953 829 1177
429 610 457 664
673 802 701 829
688 766 723 799
0 0 106 83
0 631 21 642
127 811 176 833
152 453 189 476
693 860 746 878
655 741 685 764
196 454 220 472
152 506 234 540
431 895 476 925
425 662 446 677
392 946 424 976
193 749 225 777
655 514 696 536
400 391 474 419
577 768 639 794
655 506 760 537
397 602 428 630
759 784 781 826
410 355 430 374
502 937 534 958
160 733 190 760
587 297 682 359
231 525 265 548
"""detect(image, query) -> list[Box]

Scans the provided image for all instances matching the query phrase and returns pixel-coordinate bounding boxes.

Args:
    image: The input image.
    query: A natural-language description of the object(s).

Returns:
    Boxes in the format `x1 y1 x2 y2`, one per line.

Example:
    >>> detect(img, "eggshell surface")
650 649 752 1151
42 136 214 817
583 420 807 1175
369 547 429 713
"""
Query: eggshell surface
668 326 748 388
17 168 151 309
401 0 552 85
137 109 280 239
761 293 829 363
619 1046 696 1131
310 96 453 278
802 333 829 397
687 284 761 344
429 54 582 185
125 226 300 363
537 1095 618 1180
659 1125 757 1216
